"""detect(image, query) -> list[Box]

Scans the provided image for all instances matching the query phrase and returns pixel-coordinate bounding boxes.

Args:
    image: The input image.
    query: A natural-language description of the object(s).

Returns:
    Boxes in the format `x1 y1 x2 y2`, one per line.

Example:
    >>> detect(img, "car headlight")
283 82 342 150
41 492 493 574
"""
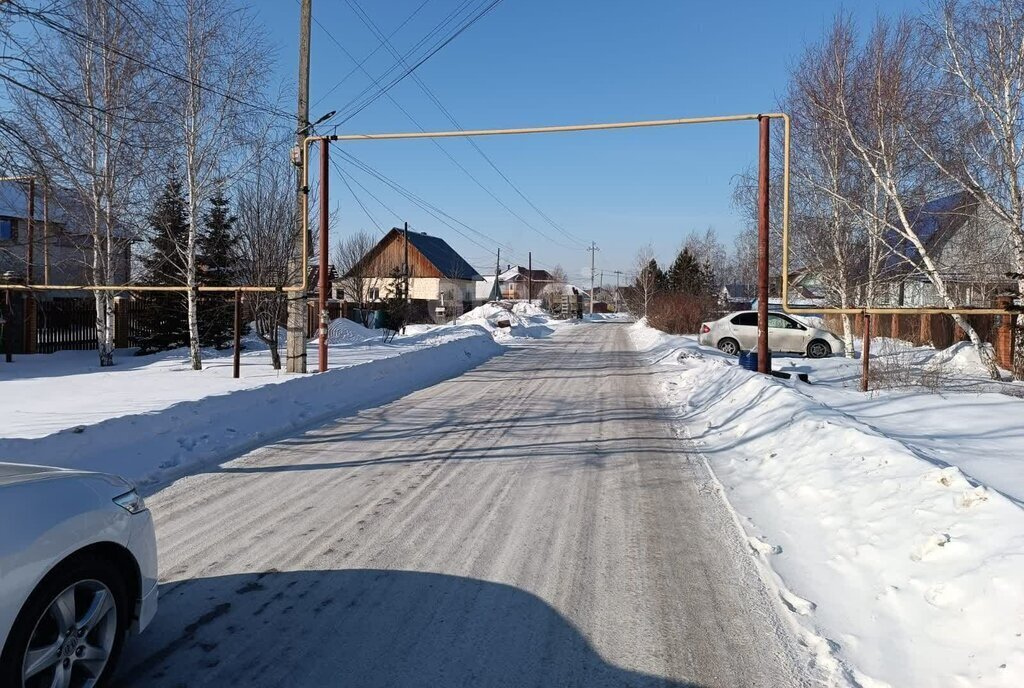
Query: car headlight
113 488 147 514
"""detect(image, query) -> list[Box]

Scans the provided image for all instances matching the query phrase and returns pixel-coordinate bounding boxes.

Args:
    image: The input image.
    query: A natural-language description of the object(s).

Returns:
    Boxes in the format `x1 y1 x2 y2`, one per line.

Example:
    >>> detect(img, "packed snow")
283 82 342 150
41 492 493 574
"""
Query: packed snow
0 306 570 486
629 319 1024 687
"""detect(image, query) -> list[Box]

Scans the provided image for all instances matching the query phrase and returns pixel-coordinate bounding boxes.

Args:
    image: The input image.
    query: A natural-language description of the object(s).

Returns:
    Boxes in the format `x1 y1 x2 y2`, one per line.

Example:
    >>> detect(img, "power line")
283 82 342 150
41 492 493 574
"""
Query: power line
333 0 504 125
11 0 294 122
342 0 587 250
309 0 433 111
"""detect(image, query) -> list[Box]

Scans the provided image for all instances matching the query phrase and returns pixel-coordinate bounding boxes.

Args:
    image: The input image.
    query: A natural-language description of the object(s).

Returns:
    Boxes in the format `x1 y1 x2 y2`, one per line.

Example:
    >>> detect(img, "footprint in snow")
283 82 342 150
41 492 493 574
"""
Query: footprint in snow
910 532 952 561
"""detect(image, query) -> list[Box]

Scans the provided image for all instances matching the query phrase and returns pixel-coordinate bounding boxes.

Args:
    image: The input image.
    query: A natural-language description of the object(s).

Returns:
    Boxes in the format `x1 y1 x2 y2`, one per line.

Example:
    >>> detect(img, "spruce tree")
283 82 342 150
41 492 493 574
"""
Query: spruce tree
197 191 241 348
135 176 190 354
666 248 711 295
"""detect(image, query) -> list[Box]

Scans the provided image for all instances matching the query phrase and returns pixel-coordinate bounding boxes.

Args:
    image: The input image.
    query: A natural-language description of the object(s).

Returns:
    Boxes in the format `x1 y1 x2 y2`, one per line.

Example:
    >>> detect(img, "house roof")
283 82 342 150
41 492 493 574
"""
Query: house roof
0 179 131 238
721 283 756 300
497 265 555 283
349 228 482 280
882 192 975 273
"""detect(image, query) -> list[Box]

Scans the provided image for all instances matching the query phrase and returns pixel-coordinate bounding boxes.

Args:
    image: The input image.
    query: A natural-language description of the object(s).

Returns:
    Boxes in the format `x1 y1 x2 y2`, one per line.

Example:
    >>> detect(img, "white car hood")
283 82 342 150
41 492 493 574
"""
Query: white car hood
0 462 129 492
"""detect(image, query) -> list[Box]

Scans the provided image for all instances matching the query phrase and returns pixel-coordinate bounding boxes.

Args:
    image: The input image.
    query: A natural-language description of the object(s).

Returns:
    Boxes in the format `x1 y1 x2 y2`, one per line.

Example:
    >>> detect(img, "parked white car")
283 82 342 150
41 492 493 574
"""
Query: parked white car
0 463 157 688
698 310 843 358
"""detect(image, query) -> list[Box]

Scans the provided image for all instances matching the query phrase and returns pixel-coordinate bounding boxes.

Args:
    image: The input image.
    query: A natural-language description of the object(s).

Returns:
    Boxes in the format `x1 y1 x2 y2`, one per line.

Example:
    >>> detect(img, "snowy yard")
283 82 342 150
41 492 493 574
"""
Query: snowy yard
630 321 1024 687
0 302 564 487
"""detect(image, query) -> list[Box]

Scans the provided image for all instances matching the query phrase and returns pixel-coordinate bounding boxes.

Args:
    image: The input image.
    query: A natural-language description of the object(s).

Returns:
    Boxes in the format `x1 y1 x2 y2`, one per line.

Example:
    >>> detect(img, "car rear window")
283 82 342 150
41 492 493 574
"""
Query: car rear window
730 312 758 326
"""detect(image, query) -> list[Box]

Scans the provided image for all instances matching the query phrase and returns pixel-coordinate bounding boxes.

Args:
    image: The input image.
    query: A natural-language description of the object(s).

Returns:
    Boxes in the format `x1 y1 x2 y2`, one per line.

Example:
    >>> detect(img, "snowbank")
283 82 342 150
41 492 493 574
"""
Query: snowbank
458 302 556 340
629 322 1024 687
0 326 502 487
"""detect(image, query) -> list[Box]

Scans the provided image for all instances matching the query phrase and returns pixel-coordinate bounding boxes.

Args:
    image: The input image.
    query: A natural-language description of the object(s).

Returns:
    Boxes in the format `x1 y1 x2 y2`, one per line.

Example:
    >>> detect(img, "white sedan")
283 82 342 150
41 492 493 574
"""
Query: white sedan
698 310 843 358
0 463 158 688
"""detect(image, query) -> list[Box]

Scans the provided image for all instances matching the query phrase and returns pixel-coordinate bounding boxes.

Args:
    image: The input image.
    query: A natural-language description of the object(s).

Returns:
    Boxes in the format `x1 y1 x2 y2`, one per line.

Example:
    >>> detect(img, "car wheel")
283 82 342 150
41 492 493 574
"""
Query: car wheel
0 555 129 688
807 339 832 359
717 338 740 356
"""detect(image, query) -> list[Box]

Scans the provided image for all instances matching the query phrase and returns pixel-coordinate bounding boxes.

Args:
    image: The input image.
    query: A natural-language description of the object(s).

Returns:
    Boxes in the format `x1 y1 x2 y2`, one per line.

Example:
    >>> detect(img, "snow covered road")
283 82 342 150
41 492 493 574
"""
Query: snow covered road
113 323 809 687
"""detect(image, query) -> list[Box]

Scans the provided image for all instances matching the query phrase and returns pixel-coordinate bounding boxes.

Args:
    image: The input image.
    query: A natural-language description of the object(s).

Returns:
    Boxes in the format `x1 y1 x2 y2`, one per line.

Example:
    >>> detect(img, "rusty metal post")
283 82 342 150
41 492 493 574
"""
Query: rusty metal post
3 289 11 362
233 290 241 379
861 312 871 392
318 138 330 373
528 251 532 302
24 178 36 355
756 115 770 374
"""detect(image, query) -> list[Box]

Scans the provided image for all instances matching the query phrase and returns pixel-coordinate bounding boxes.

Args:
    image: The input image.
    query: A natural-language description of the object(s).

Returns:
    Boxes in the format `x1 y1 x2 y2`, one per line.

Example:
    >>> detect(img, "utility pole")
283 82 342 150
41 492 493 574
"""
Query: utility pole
587 241 599 316
528 251 532 303
614 270 623 311
286 0 312 373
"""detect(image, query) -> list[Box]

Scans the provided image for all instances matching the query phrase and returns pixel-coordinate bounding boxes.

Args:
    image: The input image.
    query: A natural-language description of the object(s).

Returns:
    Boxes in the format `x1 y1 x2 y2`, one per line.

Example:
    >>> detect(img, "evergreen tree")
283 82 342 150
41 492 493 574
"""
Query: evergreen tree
197 191 242 348
135 176 190 354
666 248 712 296
643 259 668 292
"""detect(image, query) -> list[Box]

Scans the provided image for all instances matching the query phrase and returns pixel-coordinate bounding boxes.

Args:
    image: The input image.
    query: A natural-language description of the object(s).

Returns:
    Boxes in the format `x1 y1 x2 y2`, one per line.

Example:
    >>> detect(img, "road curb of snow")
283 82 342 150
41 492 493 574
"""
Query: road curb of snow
0 331 504 489
628 321 1024 688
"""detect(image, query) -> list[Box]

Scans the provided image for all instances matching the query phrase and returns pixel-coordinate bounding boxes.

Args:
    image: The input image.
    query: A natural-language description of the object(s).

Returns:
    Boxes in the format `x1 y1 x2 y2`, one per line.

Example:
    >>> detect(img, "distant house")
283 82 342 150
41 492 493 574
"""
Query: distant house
878 192 1015 307
474 265 556 303
343 227 482 318
719 283 756 311
496 265 554 301
0 180 131 290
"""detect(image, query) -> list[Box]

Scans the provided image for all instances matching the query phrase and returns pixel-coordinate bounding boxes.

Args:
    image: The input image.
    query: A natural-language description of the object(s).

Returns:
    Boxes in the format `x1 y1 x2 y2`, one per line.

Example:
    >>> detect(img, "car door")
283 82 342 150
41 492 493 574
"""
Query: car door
727 312 759 350
767 314 807 353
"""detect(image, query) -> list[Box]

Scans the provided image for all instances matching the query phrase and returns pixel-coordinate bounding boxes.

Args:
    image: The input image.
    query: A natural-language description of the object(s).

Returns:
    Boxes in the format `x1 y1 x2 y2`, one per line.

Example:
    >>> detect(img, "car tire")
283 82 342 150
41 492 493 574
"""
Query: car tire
806 339 832 359
717 338 740 356
0 554 130 688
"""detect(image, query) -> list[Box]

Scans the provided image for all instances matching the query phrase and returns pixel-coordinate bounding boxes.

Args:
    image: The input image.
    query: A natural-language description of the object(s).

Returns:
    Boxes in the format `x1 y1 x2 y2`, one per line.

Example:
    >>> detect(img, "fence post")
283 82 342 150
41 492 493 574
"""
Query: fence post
861 312 871 393
233 290 241 379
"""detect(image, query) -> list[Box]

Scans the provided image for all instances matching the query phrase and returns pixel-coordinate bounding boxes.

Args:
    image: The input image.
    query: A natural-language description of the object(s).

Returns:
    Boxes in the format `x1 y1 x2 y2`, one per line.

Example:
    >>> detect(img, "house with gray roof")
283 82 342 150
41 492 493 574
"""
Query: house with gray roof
343 227 482 319
878 192 1015 307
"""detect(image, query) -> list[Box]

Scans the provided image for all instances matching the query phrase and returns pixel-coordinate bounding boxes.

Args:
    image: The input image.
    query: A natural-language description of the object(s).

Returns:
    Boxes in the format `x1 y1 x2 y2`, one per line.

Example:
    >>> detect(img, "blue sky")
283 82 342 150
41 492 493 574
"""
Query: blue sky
254 0 922 280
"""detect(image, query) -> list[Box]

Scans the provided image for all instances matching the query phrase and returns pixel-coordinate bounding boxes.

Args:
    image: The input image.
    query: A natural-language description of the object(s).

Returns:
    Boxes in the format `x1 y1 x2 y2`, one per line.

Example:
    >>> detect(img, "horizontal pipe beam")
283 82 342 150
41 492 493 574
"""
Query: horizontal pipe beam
782 305 1018 315
314 113 787 142
0 284 304 292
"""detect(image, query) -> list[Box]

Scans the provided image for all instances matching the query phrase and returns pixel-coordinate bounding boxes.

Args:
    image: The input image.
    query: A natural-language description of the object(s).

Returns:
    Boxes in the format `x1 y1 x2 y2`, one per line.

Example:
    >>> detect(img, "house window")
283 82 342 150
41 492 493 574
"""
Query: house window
369 287 380 301
0 218 15 241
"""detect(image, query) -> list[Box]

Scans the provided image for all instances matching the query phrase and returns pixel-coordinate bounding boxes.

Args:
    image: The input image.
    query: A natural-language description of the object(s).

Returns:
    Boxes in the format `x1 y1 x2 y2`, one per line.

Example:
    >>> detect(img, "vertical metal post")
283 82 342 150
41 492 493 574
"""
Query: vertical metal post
233 290 241 379
25 178 36 355
528 251 532 302
756 115 770 374
318 138 330 373
3 289 11 362
588 241 598 316
861 312 871 392
403 222 409 334
42 183 50 285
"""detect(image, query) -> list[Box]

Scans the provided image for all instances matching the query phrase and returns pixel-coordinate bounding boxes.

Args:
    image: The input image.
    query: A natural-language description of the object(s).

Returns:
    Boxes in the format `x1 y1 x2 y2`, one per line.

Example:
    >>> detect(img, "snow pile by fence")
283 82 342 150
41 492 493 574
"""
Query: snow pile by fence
0 325 502 487
629 322 1024 688
459 302 556 340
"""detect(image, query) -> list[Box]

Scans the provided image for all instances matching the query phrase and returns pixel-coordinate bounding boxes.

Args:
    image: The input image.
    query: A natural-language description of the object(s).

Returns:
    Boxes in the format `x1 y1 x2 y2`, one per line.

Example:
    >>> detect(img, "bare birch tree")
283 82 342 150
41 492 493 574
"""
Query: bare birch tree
811 16 1001 377
11 0 157 366
923 0 1024 378
334 230 376 323
157 0 270 370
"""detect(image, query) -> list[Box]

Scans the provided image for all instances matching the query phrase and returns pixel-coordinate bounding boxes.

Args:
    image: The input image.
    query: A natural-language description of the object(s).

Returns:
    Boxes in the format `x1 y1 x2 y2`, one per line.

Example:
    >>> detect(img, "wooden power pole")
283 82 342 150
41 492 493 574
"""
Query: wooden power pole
286 0 312 373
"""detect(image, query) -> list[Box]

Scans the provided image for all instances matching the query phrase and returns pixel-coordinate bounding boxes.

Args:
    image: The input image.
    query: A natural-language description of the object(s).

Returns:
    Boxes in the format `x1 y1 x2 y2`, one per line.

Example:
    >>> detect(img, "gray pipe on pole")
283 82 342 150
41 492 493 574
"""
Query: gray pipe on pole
756 115 770 374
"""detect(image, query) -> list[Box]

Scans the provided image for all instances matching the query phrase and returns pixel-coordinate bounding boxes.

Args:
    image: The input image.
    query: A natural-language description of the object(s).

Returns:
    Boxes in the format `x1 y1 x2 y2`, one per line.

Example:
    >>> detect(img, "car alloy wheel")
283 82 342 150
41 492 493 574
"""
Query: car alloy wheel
717 339 739 356
21 579 118 688
807 341 830 359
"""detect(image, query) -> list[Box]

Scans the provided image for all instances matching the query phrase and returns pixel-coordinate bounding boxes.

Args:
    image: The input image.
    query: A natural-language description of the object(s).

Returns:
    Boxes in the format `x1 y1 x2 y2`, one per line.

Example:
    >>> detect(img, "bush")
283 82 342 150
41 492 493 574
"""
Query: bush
646 293 717 335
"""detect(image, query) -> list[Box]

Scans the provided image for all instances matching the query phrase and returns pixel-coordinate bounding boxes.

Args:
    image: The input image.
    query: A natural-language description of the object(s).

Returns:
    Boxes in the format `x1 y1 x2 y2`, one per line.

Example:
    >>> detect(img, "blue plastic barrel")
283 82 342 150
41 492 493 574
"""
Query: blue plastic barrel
738 349 771 371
